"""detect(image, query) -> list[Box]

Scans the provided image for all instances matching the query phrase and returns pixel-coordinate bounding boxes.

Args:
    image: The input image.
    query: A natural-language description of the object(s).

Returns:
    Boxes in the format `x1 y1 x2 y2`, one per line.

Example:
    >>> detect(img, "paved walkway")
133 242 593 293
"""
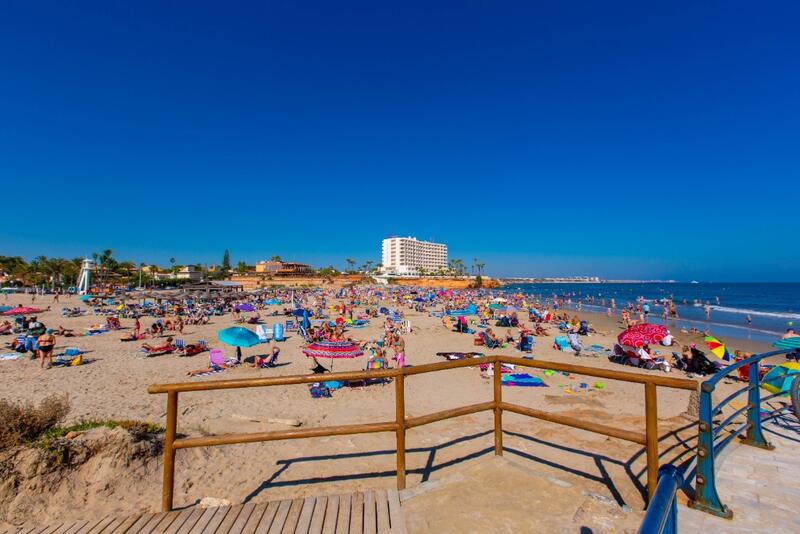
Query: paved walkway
679 414 800 533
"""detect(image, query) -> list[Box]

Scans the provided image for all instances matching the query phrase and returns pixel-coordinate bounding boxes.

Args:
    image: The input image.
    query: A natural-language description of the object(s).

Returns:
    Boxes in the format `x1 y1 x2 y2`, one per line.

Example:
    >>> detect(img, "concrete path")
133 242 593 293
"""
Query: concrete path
679 413 799 533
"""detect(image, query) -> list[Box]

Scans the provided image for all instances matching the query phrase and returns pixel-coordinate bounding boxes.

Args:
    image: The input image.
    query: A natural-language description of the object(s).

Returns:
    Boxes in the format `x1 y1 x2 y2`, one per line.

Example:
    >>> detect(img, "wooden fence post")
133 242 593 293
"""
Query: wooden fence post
396 373 406 489
493 359 503 455
644 383 658 500
162 391 178 512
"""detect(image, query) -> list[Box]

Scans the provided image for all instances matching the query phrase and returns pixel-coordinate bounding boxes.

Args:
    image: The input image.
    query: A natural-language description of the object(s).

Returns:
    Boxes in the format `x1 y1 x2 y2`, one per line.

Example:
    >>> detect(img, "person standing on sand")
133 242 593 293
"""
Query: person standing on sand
37 328 56 369
391 331 406 368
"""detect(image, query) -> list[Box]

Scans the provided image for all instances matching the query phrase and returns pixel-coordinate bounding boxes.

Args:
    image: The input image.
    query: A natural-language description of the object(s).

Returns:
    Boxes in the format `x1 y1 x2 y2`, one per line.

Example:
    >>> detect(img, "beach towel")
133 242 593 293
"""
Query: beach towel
0 352 22 361
554 336 570 351
436 352 485 360
309 383 332 398
501 373 547 387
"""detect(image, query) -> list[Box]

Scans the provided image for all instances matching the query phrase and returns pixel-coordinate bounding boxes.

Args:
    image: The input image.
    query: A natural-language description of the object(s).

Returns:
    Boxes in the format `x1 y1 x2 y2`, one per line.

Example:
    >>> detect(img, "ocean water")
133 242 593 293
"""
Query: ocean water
502 282 800 344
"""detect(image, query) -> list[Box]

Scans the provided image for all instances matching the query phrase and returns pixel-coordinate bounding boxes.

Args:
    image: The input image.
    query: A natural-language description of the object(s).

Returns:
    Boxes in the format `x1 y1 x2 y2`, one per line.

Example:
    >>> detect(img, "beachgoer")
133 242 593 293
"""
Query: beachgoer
391 331 406 368
252 343 280 368
37 328 56 369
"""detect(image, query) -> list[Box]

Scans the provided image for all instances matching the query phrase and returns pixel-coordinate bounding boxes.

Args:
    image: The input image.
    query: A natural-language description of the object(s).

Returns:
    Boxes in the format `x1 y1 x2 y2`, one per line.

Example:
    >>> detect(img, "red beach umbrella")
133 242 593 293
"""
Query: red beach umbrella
2 306 45 316
302 340 364 359
617 324 668 348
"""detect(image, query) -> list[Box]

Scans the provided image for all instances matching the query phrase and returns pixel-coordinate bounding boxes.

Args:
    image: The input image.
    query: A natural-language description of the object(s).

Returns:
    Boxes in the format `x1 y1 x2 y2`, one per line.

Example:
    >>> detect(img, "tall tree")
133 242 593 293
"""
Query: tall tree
345 258 356 273
222 249 231 271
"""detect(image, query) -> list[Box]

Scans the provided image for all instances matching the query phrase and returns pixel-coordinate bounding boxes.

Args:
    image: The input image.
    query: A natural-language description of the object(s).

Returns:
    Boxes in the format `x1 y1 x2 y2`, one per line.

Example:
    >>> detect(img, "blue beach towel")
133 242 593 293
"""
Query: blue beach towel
501 373 547 387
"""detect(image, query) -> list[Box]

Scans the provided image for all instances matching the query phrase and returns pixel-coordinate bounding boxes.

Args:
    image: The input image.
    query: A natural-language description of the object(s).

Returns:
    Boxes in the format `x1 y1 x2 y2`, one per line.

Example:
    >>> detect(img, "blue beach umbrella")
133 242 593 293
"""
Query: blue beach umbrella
78 295 93 302
217 326 260 362
0 305 10 312
302 309 311 330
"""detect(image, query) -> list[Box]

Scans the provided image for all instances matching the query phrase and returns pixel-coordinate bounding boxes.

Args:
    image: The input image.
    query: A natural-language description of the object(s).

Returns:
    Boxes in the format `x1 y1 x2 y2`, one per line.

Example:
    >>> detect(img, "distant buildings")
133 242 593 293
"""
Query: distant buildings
255 260 313 276
381 237 448 277
175 266 202 282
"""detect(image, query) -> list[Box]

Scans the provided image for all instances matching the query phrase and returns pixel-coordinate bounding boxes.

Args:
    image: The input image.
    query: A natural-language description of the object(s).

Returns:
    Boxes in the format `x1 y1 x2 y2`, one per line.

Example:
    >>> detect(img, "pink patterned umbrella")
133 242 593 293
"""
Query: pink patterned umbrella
617 324 668 348
2 306 45 316
302 340 364 359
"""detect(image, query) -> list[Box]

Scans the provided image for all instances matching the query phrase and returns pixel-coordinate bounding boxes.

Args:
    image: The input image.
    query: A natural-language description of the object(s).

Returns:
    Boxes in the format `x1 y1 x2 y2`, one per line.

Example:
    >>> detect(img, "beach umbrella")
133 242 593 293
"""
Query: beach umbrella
761 362 800 395
772 337 800 350
301 309 311 330
235 303 255 312
618 324 668 348
217 326 260 362
703 335 733 362
302 340 363 359
0 305 11 312
291 308 313 317
2 306 44 316
78 295 94 302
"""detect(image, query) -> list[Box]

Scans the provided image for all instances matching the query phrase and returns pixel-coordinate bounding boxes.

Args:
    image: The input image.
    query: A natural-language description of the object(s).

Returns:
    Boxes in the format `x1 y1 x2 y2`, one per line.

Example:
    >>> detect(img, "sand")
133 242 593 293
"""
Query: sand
0 292 775 528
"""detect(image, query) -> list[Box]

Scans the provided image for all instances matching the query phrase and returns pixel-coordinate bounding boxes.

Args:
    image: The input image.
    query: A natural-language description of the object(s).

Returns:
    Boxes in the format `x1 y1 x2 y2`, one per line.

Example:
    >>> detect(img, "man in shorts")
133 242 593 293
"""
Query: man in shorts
37 328 56 369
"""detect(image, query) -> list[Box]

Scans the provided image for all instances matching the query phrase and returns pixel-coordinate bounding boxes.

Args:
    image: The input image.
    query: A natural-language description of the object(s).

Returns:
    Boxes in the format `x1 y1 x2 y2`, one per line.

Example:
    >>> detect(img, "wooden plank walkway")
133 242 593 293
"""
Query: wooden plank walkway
1 490 405 534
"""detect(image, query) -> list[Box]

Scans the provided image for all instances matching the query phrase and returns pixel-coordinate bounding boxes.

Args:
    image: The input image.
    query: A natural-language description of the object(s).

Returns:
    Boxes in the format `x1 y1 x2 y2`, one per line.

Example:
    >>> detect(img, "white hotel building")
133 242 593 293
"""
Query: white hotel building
381 237 448 277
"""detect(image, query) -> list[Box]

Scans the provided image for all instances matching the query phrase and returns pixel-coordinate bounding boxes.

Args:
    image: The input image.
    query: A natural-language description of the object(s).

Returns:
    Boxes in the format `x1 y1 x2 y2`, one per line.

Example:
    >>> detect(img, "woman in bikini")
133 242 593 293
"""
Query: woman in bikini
37 329 56 369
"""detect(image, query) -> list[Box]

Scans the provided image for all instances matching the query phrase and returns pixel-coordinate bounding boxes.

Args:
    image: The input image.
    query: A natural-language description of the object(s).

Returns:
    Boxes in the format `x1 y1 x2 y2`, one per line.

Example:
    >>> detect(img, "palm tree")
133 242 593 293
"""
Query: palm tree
170 257 177 274
345 258 356 273
270 255 282 262
365 260 374 273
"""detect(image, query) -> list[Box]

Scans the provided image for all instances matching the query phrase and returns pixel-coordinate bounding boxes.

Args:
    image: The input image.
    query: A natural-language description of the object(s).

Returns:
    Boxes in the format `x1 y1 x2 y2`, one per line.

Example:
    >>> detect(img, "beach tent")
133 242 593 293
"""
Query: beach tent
761 362 800 395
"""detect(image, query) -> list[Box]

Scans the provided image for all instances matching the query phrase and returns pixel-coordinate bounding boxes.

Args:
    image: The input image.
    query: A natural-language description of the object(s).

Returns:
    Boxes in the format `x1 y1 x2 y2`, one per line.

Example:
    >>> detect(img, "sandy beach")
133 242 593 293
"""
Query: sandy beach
0 291 776 528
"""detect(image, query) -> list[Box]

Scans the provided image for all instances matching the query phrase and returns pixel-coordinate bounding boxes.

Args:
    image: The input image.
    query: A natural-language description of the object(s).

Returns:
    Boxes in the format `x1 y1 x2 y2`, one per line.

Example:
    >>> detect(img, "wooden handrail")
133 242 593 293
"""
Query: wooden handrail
499 401 647 444
149 355 698 511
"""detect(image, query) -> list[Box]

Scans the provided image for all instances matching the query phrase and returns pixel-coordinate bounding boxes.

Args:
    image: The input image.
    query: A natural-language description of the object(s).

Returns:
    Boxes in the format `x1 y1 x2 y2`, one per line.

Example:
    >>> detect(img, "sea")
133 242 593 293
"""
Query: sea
501 282 800 344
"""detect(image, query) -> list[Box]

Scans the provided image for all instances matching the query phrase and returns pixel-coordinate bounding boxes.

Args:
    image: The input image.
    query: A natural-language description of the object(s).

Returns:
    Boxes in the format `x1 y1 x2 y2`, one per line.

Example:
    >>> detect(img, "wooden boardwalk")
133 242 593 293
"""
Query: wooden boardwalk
2 489 405 534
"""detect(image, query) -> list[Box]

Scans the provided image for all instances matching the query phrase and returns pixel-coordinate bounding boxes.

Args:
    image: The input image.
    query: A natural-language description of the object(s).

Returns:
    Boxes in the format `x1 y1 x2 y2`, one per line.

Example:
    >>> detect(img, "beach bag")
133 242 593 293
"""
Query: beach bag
309 384 332 398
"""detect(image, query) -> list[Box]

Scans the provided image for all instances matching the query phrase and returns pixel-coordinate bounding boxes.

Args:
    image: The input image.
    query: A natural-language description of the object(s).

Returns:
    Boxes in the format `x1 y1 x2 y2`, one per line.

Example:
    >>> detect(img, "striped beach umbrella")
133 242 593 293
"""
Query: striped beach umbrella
302 340 364 359
761 362 800 395
772 337 800 350
703 335 733 361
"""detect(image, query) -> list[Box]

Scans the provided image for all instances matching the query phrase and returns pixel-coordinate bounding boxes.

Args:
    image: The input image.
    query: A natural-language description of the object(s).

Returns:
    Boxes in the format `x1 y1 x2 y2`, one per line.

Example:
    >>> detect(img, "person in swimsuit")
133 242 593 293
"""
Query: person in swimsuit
37 328 56 369
391 332 406 368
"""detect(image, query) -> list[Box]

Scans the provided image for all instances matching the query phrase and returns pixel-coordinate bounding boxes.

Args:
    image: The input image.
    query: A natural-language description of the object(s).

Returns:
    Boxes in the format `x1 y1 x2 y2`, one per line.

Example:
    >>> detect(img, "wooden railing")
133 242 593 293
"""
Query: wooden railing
148 355 698 511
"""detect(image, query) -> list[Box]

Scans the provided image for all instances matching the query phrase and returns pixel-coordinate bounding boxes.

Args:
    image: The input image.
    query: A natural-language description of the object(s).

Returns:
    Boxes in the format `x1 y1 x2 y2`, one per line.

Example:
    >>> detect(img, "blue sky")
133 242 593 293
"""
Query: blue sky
1 1 797 280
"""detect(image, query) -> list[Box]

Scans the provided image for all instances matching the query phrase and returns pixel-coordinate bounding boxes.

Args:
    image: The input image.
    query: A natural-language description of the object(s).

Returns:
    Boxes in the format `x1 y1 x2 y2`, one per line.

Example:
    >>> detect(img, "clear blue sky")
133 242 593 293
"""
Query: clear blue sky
1 1 797 281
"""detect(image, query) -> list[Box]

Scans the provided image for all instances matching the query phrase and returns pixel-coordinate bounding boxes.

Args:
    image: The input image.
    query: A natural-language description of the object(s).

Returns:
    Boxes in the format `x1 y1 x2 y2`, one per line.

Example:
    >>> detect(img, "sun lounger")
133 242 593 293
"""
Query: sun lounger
482 331 501 349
